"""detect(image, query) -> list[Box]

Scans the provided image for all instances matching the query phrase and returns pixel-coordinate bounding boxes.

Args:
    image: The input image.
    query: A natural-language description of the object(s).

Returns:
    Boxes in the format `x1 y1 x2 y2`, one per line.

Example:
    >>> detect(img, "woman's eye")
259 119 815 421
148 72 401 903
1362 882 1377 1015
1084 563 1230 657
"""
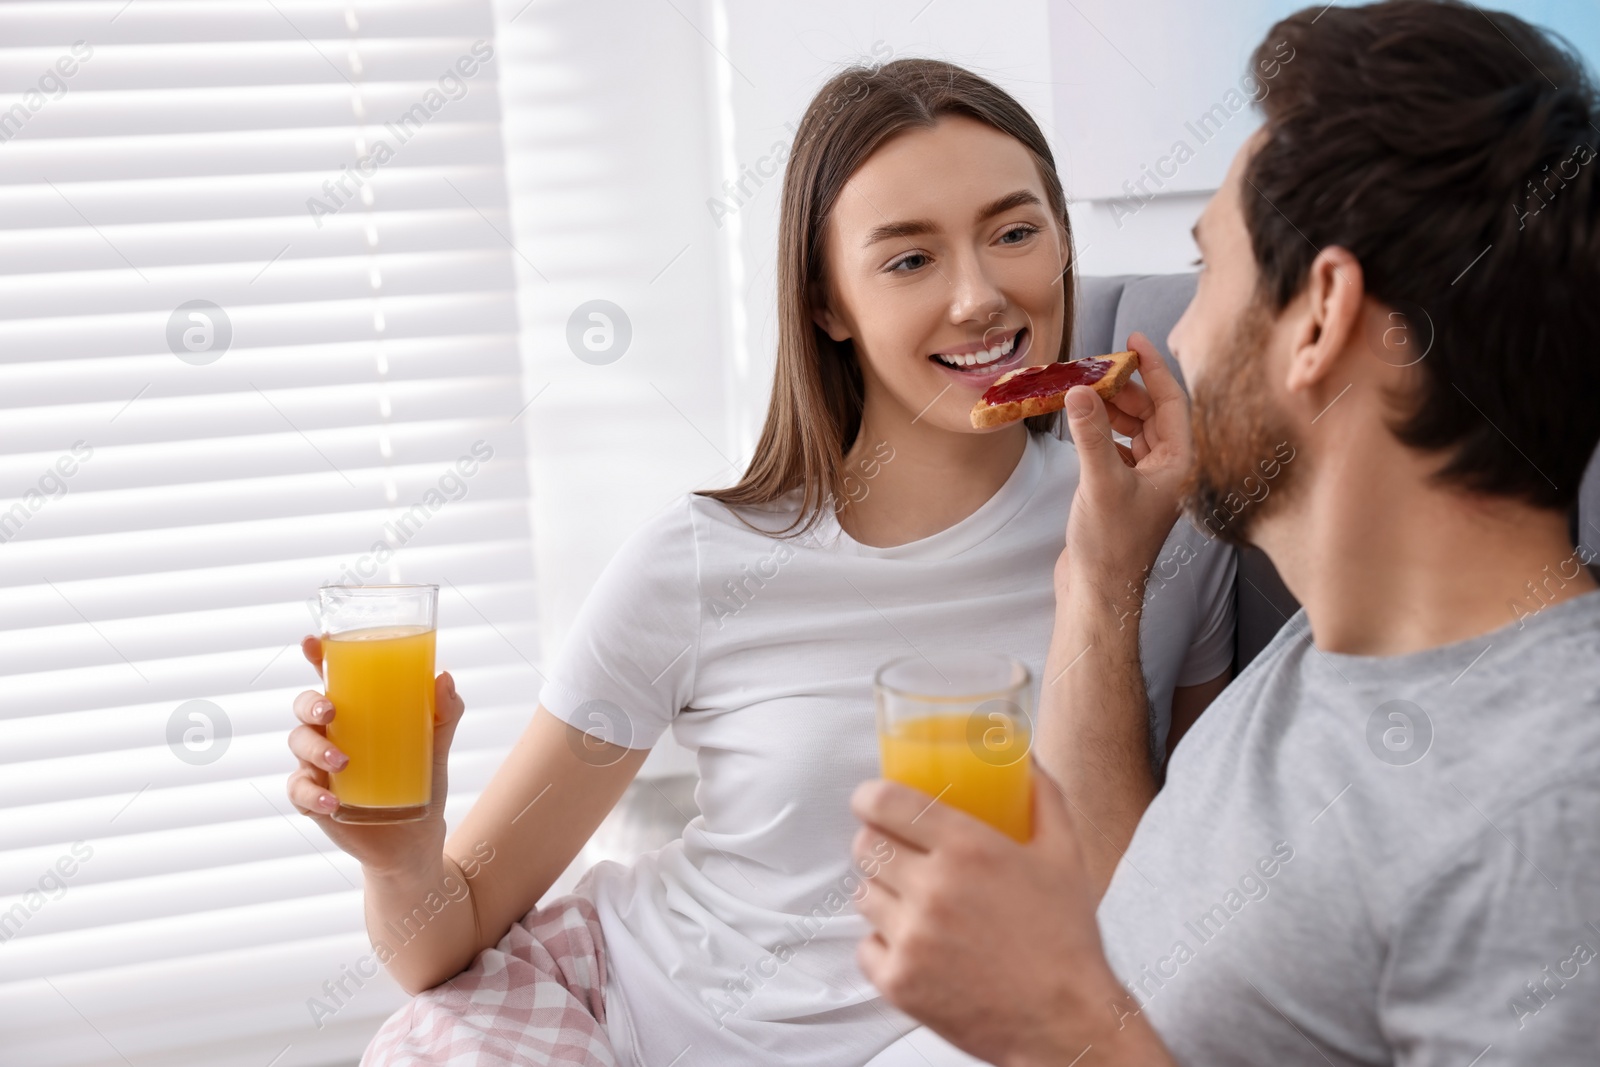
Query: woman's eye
999 224 1039 244
888 252 928 272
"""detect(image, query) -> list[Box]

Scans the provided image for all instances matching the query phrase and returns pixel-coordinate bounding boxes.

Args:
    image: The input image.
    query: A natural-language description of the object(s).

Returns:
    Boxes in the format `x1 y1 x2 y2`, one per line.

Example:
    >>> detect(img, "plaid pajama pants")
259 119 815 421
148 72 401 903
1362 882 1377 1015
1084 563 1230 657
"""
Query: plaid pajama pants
362 894 618 1067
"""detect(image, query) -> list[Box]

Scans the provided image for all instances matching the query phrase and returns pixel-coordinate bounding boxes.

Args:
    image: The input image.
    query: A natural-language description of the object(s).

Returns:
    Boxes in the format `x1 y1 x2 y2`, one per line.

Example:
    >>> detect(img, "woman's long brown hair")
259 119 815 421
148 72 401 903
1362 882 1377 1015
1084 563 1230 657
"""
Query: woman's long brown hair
698 58 1077 534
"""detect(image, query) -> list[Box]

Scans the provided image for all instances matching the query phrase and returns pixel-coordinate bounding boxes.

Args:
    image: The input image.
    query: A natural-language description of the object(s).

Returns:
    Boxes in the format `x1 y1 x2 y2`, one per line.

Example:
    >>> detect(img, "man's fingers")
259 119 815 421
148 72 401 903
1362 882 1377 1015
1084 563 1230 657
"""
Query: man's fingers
851 825 923 897
1064 386 1126 484
1105 404 1146 440
856 933 893 992
1107 373 1155 422
853 872 906 941
1127 331 1186 408
851 779 960 853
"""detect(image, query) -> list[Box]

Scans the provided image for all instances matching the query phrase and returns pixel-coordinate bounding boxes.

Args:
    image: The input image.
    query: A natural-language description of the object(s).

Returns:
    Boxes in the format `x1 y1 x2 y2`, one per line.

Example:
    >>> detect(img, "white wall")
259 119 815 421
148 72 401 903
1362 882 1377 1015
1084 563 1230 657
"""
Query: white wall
496 0 736 775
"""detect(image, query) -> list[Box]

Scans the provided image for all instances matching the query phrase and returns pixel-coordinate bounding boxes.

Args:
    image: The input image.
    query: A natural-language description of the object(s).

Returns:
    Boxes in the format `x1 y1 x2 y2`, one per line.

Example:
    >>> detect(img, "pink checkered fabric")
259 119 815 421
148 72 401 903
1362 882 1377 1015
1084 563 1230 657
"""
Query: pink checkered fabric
361 894 618 1067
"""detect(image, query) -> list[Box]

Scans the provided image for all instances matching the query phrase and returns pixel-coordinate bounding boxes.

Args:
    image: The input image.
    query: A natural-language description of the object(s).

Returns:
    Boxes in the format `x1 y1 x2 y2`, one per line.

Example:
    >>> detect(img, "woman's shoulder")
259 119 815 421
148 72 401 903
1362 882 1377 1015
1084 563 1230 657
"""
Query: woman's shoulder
685 487 821 541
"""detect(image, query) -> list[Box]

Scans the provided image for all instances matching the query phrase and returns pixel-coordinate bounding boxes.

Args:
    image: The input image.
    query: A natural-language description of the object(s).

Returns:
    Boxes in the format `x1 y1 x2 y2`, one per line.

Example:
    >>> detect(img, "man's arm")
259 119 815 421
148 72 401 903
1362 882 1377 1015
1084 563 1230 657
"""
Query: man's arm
1035 332 1200 893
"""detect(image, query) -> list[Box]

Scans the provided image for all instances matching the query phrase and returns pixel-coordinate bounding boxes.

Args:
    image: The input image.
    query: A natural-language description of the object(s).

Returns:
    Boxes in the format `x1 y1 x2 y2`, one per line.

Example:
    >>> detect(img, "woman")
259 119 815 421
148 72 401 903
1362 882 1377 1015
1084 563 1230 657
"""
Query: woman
287 58 1235 1067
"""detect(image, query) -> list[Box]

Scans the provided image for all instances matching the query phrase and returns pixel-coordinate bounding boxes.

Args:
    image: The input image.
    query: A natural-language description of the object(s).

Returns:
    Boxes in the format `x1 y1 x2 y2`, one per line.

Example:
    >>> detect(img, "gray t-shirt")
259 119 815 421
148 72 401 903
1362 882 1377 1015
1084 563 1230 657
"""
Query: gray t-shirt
1098 588 1600 1065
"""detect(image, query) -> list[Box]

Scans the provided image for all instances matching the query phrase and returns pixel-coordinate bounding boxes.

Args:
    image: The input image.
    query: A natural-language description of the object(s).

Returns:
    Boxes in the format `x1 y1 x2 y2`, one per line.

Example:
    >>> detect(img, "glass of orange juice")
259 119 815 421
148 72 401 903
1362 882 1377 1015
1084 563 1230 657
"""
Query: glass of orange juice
318 584 439 824
874 653 1034 842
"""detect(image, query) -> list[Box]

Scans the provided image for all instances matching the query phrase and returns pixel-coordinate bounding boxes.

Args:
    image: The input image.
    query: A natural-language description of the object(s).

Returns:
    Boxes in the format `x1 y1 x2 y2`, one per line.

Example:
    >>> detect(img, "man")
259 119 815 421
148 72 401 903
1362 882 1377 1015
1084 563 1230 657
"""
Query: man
851 2 1600 1063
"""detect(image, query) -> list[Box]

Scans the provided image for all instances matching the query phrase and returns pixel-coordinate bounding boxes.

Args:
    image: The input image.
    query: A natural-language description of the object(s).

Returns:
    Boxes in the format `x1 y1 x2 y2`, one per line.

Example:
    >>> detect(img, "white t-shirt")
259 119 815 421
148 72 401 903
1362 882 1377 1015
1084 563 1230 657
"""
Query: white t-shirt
538 431 1237 1067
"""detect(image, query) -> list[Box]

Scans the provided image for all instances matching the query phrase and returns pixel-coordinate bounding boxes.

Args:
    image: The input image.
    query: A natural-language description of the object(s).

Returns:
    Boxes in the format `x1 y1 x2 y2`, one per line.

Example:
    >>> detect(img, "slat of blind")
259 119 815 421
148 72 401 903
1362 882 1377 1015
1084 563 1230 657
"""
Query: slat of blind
6 690 534 778
0 545 536 656
2 381 516 448
8 88 501 141
1 928 399 1012
0 250 516 321
0 782 506 959
0 2 493 45
0 469 525 546
0 38 487 89
0 167 511 225
2 744 524 862
0 216 515 284
1 612 538 718
0 209 519 276
0 507 534 587
3 385 517 452
9 1004 390 1067
0 291 520 362
5 891 376 989
0 335 520 405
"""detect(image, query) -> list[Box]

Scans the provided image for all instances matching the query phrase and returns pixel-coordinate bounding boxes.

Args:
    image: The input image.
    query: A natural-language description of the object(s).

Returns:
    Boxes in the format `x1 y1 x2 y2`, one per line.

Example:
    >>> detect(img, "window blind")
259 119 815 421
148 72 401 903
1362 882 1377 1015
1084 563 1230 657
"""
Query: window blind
0 3 542 1065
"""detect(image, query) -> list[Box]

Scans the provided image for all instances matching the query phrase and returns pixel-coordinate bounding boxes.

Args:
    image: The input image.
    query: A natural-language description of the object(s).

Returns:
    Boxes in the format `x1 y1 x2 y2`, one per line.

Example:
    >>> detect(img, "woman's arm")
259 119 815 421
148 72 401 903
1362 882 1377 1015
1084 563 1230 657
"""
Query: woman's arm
362 706 649 994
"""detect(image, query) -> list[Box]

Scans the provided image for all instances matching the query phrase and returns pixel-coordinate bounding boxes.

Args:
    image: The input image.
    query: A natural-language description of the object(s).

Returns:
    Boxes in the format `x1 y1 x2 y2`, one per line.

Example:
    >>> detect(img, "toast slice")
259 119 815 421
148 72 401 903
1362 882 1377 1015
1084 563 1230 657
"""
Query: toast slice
969 350 1139 429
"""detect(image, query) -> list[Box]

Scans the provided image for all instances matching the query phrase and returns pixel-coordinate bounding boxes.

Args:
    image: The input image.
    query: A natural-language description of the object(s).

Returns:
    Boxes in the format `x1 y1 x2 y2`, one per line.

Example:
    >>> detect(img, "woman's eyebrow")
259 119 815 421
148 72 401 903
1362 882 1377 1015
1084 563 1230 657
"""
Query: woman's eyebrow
861 189 1043 248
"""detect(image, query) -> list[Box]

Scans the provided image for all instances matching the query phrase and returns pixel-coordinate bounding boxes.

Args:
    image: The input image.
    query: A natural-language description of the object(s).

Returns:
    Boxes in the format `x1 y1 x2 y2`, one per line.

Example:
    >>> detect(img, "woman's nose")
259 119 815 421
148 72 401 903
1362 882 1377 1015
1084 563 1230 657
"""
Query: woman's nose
946 253 1007 324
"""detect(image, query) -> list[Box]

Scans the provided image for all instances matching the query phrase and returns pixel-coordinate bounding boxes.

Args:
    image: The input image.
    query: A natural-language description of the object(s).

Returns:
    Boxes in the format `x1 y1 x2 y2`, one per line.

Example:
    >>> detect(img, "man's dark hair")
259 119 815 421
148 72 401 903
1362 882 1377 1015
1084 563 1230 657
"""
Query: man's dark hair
1247 0 1600 510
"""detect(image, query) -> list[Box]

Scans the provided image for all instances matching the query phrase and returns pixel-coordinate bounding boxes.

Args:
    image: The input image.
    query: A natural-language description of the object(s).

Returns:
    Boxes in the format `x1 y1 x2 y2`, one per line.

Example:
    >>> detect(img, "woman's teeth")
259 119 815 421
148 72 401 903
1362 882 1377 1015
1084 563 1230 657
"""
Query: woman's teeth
933 332 1018 368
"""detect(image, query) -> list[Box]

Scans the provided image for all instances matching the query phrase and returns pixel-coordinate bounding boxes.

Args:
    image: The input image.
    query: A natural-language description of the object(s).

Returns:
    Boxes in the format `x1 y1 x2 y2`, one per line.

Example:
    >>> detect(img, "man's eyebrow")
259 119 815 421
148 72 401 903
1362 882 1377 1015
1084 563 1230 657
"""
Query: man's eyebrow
1191 219 1204 246
862 189 1045 247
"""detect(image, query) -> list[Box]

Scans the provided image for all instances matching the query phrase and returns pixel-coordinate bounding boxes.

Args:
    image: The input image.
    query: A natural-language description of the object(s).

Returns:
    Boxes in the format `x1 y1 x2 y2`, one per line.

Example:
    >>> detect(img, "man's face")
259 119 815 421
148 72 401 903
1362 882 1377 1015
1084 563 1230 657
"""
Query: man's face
1168 139 1302 547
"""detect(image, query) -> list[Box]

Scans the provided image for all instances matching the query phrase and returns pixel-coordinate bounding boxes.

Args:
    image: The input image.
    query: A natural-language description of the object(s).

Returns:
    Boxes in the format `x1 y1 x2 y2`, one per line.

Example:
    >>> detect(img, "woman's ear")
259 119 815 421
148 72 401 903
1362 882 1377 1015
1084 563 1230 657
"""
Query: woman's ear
810 281 852 342
1285 245 1363 394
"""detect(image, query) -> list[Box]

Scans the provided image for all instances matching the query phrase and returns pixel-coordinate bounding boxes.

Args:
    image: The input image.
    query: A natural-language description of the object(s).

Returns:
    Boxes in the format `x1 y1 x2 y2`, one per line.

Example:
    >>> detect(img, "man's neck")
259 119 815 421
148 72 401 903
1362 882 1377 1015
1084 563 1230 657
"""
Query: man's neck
1253 454 1596 656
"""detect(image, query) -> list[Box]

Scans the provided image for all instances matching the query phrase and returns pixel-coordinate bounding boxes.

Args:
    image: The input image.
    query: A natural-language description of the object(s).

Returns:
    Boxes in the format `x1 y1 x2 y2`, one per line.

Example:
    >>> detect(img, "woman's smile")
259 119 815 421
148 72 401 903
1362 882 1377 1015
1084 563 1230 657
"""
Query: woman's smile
927 325 1033 388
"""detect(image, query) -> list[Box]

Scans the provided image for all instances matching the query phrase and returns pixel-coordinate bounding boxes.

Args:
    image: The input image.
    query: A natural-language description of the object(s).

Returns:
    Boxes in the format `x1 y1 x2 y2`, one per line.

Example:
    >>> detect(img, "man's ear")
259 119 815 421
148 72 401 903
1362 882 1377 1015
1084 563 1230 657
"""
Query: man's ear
1285 246 1363 394
810 281 852 342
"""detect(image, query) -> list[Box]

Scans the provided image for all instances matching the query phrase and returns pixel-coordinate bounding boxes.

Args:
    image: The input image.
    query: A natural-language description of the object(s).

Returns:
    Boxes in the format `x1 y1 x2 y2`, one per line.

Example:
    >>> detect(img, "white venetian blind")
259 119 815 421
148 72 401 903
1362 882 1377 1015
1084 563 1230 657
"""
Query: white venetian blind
0 2 542 1065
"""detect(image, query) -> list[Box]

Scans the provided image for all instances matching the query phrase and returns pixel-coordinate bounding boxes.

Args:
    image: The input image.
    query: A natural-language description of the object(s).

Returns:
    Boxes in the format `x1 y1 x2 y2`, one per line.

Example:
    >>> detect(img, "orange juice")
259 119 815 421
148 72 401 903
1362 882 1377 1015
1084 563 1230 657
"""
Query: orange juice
323 625 435 815
879 712 1032 842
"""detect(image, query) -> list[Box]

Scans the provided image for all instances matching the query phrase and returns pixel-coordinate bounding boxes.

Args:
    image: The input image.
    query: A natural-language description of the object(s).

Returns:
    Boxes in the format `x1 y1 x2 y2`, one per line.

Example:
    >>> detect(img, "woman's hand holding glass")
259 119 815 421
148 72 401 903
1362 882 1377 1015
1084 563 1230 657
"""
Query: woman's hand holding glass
285 635 466 875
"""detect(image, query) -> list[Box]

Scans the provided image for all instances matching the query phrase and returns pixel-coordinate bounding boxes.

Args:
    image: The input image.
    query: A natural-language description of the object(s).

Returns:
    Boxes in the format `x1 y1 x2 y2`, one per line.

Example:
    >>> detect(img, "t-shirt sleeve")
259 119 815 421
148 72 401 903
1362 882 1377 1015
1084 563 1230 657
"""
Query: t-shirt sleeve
1380 779 1600 1065
1171 521 1237 687
537 498 701 750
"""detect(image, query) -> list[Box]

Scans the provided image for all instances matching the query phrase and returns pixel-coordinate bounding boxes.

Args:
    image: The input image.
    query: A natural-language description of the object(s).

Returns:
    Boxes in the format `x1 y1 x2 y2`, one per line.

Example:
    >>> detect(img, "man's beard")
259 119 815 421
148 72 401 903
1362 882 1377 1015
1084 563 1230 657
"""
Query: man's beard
1181 300 1300 548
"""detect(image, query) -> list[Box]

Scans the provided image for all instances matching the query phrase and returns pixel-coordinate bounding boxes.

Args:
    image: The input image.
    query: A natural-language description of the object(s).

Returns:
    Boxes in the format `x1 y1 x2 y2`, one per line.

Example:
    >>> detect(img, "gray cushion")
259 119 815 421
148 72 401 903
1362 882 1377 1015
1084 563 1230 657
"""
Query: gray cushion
1109 273 1195 392
1074 271 1295 672
1070 275 1129 362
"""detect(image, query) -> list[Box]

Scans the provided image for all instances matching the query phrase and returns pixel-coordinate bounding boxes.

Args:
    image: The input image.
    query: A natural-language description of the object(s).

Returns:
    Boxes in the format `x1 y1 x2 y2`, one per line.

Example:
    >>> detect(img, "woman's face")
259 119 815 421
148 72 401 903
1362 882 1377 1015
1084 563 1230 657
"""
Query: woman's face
814 114 1071 436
